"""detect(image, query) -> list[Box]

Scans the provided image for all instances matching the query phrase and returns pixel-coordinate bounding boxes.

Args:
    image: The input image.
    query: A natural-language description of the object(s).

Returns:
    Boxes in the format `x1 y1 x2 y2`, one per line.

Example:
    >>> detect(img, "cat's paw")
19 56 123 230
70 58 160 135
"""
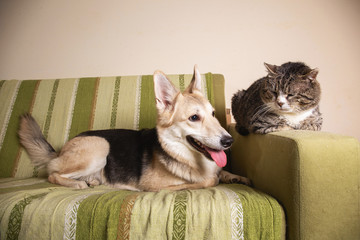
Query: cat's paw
300 123 322 131
259 125 292 134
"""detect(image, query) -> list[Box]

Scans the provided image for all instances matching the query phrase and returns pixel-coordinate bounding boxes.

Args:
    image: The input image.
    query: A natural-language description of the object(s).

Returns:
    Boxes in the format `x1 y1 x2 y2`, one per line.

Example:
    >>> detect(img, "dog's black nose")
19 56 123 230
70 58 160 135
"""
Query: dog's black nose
220 135 234 148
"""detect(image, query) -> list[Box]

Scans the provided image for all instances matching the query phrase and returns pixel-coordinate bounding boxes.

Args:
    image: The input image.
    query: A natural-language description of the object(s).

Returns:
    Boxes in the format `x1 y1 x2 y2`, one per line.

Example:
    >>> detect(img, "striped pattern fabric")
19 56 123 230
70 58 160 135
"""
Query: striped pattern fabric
0 74 226 178
0 179 283 240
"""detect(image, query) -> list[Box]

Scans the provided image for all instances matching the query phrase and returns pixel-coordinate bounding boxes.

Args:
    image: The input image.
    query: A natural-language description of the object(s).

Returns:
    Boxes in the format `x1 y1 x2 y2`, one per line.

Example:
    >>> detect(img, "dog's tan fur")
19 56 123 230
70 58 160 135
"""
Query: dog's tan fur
19 65 250 191
47 136 109 188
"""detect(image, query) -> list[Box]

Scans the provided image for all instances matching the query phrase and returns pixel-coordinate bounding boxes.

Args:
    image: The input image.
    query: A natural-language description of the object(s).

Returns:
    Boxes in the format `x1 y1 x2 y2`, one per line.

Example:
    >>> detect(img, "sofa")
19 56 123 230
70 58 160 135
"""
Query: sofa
0 72 358 240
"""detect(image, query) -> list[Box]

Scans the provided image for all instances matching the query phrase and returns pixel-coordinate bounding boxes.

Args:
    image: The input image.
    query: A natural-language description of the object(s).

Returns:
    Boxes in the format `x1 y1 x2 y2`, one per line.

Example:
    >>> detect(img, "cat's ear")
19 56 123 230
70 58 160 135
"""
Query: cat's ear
185 64 202 94
264 63 278 75
306 69 319 81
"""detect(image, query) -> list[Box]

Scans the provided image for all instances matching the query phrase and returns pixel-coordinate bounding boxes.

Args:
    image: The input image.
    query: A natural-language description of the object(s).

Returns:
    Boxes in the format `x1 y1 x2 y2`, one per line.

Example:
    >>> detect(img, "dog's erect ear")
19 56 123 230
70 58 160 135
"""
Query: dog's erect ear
185 64 202 94
153 70 179 111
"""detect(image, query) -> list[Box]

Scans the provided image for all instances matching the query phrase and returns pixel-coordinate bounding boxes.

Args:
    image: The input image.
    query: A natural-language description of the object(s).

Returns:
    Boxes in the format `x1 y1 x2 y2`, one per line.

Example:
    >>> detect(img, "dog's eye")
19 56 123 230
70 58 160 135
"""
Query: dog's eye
212 111 215 117
189 114 200 122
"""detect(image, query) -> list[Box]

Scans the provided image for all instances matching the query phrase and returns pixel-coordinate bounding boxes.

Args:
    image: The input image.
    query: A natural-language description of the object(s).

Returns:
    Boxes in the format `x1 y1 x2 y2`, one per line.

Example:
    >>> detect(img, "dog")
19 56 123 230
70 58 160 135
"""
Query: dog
18 65 251 191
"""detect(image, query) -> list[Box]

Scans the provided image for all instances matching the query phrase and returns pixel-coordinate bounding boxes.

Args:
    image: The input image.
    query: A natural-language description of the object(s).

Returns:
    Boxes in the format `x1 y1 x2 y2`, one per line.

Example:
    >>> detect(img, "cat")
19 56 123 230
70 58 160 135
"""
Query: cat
231 62 322 135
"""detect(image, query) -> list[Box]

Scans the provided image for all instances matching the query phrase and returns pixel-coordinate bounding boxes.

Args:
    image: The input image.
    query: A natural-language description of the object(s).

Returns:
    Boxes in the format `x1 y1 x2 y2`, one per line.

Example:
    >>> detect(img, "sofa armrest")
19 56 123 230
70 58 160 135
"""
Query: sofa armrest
229 124 360 240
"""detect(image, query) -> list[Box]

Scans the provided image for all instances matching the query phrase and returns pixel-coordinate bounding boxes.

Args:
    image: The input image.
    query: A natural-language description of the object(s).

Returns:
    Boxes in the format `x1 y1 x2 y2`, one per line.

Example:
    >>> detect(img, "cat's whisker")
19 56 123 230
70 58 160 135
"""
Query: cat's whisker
251 104 272 122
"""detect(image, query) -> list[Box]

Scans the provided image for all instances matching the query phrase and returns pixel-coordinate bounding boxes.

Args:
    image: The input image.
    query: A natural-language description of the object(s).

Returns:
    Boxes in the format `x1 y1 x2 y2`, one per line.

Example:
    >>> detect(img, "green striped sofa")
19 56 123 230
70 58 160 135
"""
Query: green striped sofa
0 74 285 240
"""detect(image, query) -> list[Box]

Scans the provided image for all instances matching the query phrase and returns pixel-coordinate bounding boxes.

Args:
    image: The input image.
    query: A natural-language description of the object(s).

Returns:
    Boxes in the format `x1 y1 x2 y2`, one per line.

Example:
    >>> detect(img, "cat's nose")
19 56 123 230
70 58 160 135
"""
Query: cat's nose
220 135 234 148
277 101 284 107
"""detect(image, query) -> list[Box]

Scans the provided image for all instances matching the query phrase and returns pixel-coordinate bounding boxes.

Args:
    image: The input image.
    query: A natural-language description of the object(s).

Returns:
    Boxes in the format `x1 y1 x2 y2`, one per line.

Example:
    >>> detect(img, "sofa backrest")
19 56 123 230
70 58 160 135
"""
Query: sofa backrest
0 73 226 178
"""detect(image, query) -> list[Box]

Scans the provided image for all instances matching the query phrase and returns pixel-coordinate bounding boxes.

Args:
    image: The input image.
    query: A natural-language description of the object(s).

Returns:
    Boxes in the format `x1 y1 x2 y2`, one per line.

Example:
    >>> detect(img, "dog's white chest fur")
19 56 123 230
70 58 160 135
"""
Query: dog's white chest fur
282 108 315 125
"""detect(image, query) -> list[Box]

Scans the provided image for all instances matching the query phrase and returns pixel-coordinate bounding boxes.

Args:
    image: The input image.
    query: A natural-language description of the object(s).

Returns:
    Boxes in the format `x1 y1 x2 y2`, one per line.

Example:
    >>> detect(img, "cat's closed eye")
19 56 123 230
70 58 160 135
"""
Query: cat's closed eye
300 94 314 101
297 97 313 105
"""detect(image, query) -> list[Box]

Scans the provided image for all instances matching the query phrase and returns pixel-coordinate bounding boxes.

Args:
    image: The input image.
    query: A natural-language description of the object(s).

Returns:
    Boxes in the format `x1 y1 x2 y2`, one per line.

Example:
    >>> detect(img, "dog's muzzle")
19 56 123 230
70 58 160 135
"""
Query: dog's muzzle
186 135 233 168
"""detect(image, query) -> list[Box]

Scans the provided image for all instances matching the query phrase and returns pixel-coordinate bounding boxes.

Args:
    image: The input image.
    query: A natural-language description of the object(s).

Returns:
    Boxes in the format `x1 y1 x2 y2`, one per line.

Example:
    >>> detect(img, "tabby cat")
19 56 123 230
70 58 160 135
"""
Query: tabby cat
232 62 322 135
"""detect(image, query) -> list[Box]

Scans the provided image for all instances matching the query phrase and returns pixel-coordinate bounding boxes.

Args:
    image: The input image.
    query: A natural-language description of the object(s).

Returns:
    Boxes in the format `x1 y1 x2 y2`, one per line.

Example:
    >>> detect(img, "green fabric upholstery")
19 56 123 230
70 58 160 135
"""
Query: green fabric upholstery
229 124 360 240
0 74 284 239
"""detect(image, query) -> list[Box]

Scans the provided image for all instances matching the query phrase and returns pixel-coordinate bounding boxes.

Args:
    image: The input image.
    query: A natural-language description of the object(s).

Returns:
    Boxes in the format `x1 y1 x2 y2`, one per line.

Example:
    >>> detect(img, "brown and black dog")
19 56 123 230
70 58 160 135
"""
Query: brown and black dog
19 65 250 191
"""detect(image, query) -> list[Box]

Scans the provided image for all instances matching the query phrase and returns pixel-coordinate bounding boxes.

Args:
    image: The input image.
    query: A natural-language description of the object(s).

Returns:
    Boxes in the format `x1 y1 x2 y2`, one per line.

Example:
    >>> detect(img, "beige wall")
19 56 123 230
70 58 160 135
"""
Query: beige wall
1 0 360 140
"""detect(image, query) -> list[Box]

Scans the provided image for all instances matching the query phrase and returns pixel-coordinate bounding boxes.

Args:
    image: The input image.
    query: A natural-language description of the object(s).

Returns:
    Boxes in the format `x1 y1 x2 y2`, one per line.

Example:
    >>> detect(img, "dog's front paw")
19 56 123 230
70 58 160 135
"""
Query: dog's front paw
219 170 252 186
231 176 252 186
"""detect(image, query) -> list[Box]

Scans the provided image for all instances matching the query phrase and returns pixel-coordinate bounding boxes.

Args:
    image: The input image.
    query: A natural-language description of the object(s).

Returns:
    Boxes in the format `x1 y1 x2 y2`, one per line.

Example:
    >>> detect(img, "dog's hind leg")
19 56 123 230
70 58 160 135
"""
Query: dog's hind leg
48 172 88 189
47 136 109 189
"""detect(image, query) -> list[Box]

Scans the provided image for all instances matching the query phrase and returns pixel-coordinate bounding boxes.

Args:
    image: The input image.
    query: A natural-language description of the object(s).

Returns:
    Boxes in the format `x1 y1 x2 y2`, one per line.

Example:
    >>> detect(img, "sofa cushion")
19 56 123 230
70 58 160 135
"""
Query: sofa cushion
0 179 284 240
0 74 226 178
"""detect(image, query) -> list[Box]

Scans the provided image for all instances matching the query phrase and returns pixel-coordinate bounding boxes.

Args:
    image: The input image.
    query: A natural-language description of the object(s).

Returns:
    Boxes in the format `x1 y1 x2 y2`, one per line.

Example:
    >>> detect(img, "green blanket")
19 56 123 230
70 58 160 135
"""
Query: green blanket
0 179 283 240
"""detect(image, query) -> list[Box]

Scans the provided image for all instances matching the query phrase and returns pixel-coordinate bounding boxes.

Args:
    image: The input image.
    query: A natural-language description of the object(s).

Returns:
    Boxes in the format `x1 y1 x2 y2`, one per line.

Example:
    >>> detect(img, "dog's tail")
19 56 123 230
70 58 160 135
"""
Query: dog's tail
18 113 58 168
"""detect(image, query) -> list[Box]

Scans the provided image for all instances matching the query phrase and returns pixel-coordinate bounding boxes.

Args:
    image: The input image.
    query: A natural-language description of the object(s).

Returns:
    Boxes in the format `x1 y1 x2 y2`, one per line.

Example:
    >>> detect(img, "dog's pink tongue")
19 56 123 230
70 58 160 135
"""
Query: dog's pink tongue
205 147 227 168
